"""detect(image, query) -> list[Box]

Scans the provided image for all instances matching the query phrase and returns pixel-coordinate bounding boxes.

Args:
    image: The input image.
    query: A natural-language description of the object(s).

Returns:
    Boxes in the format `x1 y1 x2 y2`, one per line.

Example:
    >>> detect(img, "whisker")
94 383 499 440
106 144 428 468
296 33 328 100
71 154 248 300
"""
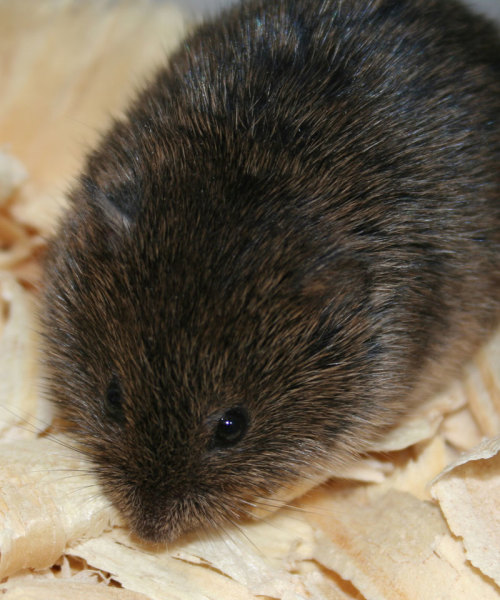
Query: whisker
27 467 95 475
0 404 53 436
238 494 336 519
222 515 262 556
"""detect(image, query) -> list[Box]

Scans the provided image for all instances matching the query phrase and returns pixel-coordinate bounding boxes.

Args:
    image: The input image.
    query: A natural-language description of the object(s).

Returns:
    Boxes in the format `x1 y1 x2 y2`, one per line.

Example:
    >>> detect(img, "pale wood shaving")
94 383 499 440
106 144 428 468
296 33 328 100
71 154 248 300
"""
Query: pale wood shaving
441 405 484 450
304 486 499 600
0 273 42 439
464 358 500 437
372 435 451 500
0 1 499 598
72 532 260 600
0 438 120 579
0 150 26 205
431 436 500 586
1 582 151 600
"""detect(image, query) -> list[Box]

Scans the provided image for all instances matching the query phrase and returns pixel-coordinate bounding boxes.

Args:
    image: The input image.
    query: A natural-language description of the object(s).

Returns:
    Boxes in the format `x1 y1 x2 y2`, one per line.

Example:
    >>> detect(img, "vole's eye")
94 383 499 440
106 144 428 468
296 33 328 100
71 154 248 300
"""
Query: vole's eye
105 376 125 422
214 407 248 447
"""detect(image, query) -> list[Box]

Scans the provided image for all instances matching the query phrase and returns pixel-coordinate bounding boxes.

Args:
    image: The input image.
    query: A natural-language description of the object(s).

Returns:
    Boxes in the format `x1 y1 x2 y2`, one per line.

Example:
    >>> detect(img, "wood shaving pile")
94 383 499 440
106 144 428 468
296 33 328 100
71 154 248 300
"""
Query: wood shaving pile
0 1 499 598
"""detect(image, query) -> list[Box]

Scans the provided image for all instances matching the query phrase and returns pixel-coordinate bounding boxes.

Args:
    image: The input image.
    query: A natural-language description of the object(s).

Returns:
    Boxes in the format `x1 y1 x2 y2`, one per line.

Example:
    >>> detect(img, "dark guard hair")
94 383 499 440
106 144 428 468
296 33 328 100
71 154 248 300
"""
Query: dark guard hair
42 0 500 542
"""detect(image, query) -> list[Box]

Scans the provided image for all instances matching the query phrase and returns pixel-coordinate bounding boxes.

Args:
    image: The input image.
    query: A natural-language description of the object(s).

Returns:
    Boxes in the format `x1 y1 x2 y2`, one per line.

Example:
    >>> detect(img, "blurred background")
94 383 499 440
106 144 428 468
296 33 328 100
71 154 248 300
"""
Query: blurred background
466 0 500 21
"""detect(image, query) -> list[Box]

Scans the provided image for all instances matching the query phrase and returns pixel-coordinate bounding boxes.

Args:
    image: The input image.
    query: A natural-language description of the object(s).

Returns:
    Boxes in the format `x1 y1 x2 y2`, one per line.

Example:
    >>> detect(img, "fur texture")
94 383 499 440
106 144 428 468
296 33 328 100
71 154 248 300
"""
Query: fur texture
42 0 500 542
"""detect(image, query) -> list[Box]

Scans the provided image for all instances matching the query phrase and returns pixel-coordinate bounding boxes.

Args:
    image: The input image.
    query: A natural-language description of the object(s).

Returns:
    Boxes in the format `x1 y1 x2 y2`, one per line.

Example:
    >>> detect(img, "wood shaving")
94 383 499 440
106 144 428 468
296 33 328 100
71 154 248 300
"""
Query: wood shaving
0 1 499 599
431 436 500 586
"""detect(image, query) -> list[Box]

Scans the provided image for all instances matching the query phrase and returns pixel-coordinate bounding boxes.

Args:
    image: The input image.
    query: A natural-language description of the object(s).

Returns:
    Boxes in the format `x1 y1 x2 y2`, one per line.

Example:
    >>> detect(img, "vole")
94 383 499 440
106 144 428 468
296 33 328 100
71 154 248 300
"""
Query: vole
41 0 500 543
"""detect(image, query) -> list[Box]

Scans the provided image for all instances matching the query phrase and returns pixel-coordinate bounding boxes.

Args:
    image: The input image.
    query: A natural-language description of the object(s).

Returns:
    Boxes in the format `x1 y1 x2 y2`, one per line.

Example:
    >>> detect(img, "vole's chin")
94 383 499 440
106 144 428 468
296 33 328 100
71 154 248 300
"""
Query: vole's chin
122 493 228 545
127 513 189 545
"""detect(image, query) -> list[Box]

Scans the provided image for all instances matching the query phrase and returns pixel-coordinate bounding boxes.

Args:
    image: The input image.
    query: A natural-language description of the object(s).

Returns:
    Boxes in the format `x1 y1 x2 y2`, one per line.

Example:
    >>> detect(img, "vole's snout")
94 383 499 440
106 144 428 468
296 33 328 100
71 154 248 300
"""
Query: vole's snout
120 491 188 544
128 511 179 545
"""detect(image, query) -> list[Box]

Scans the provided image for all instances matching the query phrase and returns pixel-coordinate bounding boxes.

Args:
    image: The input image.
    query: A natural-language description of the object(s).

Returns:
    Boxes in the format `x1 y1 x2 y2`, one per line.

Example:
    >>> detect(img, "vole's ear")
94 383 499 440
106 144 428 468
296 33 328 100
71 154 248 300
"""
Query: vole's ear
80 175 140 232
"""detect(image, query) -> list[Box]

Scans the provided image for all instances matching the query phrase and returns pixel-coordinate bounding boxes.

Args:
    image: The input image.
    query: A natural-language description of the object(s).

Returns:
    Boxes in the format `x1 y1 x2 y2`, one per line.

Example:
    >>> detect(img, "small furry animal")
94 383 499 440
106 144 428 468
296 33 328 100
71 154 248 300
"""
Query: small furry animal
42 0 500 542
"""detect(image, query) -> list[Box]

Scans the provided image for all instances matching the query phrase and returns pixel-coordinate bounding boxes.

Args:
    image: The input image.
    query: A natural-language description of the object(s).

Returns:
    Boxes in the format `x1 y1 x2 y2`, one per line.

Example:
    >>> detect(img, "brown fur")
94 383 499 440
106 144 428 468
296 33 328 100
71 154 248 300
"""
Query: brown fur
42 0 500 542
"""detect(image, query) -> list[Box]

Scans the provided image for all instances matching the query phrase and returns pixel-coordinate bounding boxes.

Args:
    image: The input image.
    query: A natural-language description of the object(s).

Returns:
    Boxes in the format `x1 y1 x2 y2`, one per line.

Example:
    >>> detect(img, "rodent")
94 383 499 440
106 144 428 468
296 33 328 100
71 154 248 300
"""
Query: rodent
41 0 500 543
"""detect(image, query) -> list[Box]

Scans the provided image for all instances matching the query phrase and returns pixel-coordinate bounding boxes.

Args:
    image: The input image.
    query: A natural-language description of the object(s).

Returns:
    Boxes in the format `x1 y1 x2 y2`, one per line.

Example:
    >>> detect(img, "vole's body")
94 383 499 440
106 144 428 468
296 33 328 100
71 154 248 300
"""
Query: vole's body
42 0 500 542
